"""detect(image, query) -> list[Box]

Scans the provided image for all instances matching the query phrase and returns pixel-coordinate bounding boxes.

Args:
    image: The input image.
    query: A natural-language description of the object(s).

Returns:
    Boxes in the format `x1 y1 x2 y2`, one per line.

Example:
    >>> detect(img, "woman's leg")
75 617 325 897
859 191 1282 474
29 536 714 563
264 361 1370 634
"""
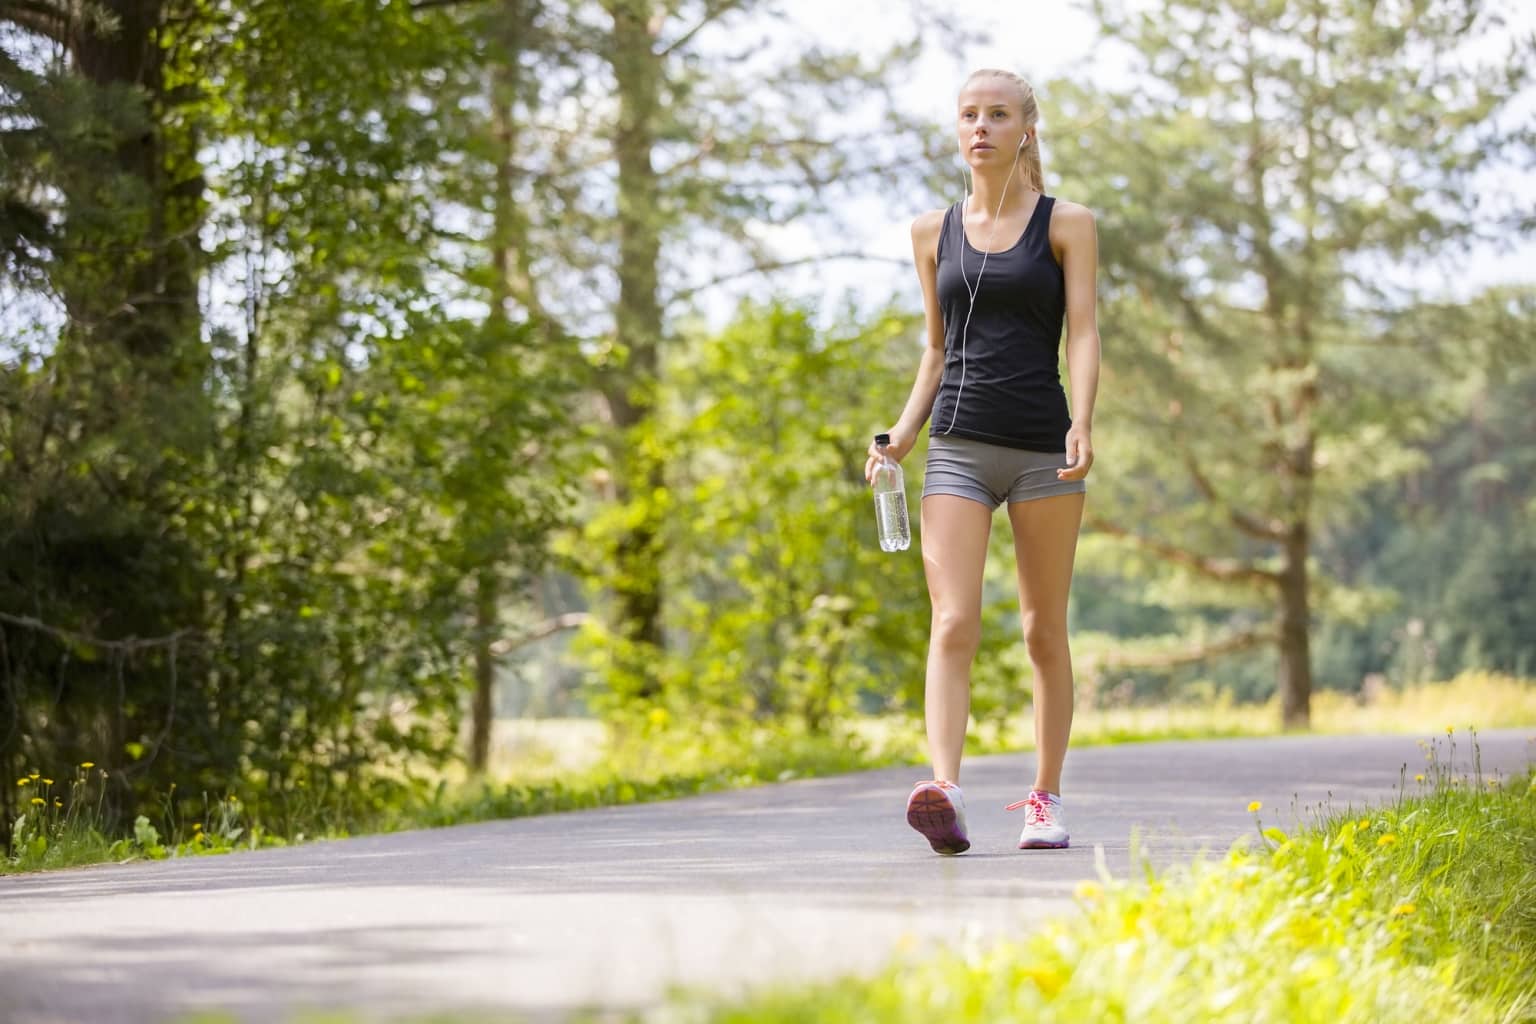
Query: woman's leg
1005 492 1085 795
919 493 993 784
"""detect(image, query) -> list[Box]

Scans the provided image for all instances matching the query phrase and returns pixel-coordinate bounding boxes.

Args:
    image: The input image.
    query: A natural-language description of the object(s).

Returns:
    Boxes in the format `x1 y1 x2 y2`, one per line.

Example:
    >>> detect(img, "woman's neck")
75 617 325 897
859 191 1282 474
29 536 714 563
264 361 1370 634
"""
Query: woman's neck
967 167 1034 220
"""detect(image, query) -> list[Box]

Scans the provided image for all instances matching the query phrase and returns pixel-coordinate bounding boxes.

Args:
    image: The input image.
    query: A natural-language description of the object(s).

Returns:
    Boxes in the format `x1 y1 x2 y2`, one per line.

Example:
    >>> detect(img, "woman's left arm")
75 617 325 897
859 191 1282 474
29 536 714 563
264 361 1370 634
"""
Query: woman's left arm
1055 201 1101 482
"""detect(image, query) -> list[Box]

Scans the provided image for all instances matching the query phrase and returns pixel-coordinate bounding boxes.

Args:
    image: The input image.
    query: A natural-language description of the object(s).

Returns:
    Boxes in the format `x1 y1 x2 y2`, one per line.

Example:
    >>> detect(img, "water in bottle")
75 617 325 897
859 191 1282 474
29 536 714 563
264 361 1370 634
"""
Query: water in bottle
871 433 910 552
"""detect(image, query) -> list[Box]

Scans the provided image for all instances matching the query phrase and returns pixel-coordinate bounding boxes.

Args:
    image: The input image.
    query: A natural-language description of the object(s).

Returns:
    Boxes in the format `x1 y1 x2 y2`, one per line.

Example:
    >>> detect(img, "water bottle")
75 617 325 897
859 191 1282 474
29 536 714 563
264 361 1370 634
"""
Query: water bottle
871 433 911 552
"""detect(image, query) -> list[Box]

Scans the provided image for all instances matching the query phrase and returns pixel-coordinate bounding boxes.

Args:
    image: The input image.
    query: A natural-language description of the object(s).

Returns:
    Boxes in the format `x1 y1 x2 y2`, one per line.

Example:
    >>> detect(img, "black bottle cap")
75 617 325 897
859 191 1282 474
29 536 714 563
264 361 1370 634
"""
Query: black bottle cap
875 433 891 446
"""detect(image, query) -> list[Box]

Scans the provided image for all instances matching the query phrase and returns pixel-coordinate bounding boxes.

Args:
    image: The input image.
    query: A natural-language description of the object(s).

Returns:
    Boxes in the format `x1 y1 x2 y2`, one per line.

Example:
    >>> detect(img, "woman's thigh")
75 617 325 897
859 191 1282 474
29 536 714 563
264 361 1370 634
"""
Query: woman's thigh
1006 492 1085 625
920 494 993 620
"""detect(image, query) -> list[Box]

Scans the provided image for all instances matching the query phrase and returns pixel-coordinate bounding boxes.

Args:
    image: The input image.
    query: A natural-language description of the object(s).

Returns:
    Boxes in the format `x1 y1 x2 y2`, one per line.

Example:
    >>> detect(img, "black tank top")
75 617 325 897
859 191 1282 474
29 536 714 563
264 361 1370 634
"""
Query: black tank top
929 194 1072 453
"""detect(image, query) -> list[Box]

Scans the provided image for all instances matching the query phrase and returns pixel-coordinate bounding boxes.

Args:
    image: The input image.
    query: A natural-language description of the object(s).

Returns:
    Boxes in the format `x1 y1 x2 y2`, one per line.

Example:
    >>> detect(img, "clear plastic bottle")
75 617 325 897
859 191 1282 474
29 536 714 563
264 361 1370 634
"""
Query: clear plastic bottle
871 433 911 552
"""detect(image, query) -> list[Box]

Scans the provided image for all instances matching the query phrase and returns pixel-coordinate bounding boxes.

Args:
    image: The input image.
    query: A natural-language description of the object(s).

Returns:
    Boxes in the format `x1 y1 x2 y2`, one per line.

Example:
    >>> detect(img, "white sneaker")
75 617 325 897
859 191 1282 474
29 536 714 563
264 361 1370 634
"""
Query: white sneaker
906 780 970 855
1007 789 1069 849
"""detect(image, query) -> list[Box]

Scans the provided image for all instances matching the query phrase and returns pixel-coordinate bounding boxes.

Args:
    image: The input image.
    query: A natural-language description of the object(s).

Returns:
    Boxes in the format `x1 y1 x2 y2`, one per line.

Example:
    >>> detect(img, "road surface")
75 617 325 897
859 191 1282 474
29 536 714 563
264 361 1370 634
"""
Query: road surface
2 729 1531 1023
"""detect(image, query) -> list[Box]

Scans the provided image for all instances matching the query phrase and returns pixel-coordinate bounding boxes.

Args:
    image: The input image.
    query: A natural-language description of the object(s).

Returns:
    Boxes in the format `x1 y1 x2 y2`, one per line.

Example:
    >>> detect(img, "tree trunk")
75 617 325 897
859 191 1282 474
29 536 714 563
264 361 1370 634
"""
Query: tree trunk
69 0 203 362
1277 527 1312 730
603 0 666 694
471 567 498 774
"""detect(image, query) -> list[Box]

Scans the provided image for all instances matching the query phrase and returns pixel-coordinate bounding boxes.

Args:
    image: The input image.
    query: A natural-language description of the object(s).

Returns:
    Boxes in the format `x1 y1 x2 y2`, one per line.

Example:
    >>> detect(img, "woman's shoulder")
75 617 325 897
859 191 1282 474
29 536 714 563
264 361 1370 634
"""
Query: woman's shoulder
1046 197 1096 228
911 205 951 239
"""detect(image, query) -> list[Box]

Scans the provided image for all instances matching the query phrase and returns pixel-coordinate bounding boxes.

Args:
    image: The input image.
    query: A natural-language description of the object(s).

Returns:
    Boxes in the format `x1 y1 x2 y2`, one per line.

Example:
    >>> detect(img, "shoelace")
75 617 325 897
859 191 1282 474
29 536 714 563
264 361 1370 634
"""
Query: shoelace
1005 794 1055 827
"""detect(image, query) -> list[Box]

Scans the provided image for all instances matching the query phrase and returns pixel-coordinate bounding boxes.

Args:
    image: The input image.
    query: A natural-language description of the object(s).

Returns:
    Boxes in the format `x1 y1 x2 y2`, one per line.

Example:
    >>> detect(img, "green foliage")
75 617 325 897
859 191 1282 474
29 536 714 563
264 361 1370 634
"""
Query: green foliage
1 0 576 841
575 300 938 734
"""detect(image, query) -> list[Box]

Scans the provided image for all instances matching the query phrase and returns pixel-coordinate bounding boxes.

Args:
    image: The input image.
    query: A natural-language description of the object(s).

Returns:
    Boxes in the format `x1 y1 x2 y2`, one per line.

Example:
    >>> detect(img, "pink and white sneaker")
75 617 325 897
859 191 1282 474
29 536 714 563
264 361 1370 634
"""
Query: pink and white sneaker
1007 789 1069 849
906 780 970 855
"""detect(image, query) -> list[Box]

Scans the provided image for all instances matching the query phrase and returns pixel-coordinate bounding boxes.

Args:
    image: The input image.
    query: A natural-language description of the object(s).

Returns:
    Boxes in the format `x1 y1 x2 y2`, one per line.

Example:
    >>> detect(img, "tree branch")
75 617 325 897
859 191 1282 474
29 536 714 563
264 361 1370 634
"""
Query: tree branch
657 0 749 58
1086 516 1282 587
0 1 70 44
0 611 201 653
1183 453 1289 542
488 612 589 656
666 251 908 305
408 0 489 11
1086 625 1276 673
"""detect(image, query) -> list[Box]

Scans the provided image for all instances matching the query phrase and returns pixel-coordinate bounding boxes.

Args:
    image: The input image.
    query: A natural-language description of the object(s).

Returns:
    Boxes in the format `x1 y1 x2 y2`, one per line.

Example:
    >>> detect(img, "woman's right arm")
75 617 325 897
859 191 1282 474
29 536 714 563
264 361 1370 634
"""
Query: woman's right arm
866 209 947 484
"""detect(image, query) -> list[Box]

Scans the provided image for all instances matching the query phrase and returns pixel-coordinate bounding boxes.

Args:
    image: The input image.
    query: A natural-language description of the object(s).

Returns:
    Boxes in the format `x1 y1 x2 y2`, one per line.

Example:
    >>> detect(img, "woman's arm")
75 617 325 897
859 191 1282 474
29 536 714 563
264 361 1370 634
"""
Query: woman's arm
1053 201 1101 481
866 209 947 484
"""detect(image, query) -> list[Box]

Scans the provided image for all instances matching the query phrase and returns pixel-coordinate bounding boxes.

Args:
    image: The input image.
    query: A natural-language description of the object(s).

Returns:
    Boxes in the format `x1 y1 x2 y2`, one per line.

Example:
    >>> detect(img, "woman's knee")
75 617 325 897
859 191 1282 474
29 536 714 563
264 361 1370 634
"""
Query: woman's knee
1021 612 1069 663
930 606 982 653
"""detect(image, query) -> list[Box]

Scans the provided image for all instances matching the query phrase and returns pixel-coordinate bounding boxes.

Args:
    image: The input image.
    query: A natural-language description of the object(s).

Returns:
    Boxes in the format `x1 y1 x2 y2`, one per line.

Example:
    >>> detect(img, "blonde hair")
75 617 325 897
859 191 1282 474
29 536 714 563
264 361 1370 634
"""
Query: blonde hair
963 69 1044 193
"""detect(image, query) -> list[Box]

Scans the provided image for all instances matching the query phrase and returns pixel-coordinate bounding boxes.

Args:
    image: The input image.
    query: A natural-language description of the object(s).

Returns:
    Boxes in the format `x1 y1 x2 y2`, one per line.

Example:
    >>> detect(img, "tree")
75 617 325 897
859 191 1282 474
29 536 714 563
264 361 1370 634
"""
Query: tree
573 0 936 705
1 0 214 831
1052 0 1535 726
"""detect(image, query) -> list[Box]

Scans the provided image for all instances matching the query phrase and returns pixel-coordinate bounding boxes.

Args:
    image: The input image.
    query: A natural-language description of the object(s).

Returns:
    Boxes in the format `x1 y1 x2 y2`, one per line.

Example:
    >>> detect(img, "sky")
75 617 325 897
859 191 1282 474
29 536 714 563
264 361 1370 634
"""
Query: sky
709 0 1536 329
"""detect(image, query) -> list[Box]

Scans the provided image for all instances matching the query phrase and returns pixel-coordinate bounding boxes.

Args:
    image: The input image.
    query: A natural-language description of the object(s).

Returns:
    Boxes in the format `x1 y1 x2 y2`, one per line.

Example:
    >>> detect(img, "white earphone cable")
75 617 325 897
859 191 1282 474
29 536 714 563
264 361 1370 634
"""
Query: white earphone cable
943 140 1027 436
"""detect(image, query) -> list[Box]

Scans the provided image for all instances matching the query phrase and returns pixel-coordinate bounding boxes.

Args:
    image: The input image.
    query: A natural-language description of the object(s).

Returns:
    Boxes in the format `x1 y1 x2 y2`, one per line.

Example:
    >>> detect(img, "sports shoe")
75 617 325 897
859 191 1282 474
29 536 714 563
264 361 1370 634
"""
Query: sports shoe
1007 789 1069 849
906 780 970 855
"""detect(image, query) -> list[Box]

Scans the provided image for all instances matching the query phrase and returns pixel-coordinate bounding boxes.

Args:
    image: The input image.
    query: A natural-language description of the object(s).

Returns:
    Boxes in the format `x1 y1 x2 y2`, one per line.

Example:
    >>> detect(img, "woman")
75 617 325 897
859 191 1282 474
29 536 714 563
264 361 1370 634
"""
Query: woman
865 69 1100 855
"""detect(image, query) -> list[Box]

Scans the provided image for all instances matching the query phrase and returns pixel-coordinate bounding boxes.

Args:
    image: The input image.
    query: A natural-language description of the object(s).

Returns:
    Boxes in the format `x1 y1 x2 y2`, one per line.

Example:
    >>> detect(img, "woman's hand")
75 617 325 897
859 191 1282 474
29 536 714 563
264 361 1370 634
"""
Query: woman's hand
1058 423 1094 481
865 429 914 485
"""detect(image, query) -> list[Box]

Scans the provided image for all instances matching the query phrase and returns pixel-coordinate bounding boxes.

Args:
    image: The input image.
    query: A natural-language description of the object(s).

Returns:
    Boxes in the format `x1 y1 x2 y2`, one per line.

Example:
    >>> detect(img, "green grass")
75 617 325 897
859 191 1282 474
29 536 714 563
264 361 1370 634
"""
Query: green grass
640 729 1536 1024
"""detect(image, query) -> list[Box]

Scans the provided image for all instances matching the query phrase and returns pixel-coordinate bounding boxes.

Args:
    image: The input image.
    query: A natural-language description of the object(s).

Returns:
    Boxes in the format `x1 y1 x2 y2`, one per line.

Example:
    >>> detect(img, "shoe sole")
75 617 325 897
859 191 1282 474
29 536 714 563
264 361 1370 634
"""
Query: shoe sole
1018 837 1070 849
906 788 970 855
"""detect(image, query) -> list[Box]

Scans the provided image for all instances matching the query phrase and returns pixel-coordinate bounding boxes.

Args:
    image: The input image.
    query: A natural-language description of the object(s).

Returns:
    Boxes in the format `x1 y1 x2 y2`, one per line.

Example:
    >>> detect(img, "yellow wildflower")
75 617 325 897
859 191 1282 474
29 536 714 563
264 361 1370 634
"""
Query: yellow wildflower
1247 801 1262 813
15 778 26 787
1378 834 1397 847
1445 725 1454 735
80 762 95 769
29 797 44 806
42 778 52 786
1074 880 1104 901
53 799 61 808
28 772 38 780
1358 818 1371 829
1391 903 1416 916
192 823 202 831
1414 774 1425 783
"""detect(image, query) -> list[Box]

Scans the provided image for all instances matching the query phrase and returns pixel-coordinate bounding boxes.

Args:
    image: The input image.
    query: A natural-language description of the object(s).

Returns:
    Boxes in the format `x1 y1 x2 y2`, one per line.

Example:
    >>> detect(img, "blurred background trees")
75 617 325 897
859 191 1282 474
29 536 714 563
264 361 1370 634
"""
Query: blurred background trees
2 0 1532 838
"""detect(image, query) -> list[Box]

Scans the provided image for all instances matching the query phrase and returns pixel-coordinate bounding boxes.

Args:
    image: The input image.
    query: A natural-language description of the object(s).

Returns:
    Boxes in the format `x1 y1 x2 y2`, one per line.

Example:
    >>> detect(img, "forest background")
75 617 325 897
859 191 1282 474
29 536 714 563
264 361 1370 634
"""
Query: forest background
2 0 1533 845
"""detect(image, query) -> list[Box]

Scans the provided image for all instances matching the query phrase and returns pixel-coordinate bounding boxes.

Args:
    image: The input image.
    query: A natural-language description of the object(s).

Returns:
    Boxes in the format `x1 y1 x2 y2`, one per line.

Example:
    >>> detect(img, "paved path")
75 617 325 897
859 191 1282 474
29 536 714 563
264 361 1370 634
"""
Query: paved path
2 729 1531 1023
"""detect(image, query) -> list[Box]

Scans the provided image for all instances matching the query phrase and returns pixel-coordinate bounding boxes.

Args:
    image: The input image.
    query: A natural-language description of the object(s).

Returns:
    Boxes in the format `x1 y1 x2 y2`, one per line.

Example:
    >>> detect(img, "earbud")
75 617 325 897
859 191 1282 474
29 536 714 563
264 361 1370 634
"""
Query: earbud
1019 134 1030 151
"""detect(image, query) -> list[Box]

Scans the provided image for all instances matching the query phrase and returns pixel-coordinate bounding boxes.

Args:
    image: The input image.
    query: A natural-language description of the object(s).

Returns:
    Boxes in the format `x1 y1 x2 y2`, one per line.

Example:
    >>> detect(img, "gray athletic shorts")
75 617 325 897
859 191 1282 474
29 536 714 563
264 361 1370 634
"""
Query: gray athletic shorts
922 433 1087 509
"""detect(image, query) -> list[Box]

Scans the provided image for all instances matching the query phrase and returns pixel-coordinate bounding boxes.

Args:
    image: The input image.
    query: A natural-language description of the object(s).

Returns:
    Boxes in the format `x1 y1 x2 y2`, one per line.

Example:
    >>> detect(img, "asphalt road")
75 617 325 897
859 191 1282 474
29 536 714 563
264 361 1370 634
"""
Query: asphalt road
2 729 1531 1024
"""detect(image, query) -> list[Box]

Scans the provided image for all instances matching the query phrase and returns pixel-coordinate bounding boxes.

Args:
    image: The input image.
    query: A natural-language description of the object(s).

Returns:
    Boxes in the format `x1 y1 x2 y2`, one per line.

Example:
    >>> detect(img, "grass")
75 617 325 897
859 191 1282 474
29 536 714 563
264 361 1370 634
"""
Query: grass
633 728 1536 1024
6 671 1534 876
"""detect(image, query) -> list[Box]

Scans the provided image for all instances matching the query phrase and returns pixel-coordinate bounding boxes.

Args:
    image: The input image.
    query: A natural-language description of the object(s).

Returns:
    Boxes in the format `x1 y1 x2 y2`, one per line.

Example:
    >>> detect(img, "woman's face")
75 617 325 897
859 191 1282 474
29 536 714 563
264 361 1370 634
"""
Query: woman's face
956 79 1027 168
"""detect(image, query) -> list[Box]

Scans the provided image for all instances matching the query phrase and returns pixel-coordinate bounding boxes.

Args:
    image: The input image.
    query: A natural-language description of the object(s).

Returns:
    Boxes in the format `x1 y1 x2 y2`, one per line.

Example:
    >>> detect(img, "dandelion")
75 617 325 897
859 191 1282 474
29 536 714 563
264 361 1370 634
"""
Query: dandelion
1446 725 1454 735
15 778 27 787
1378 834 1397 847
192 822 202 831
1358 818 1371 829
42 778 53 786
1248 801 1262 813
28 772 38 780
1415 774 1425 783
1391 903 1416 916
80 762 94 769
1074 880 1104 901
53 799 61 808
29 797 44 806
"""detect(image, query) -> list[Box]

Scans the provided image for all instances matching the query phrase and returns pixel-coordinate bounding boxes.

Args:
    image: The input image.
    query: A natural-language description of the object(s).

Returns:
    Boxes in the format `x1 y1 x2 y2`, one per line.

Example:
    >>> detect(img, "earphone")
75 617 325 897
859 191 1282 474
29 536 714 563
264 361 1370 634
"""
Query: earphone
943 133 1028 435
